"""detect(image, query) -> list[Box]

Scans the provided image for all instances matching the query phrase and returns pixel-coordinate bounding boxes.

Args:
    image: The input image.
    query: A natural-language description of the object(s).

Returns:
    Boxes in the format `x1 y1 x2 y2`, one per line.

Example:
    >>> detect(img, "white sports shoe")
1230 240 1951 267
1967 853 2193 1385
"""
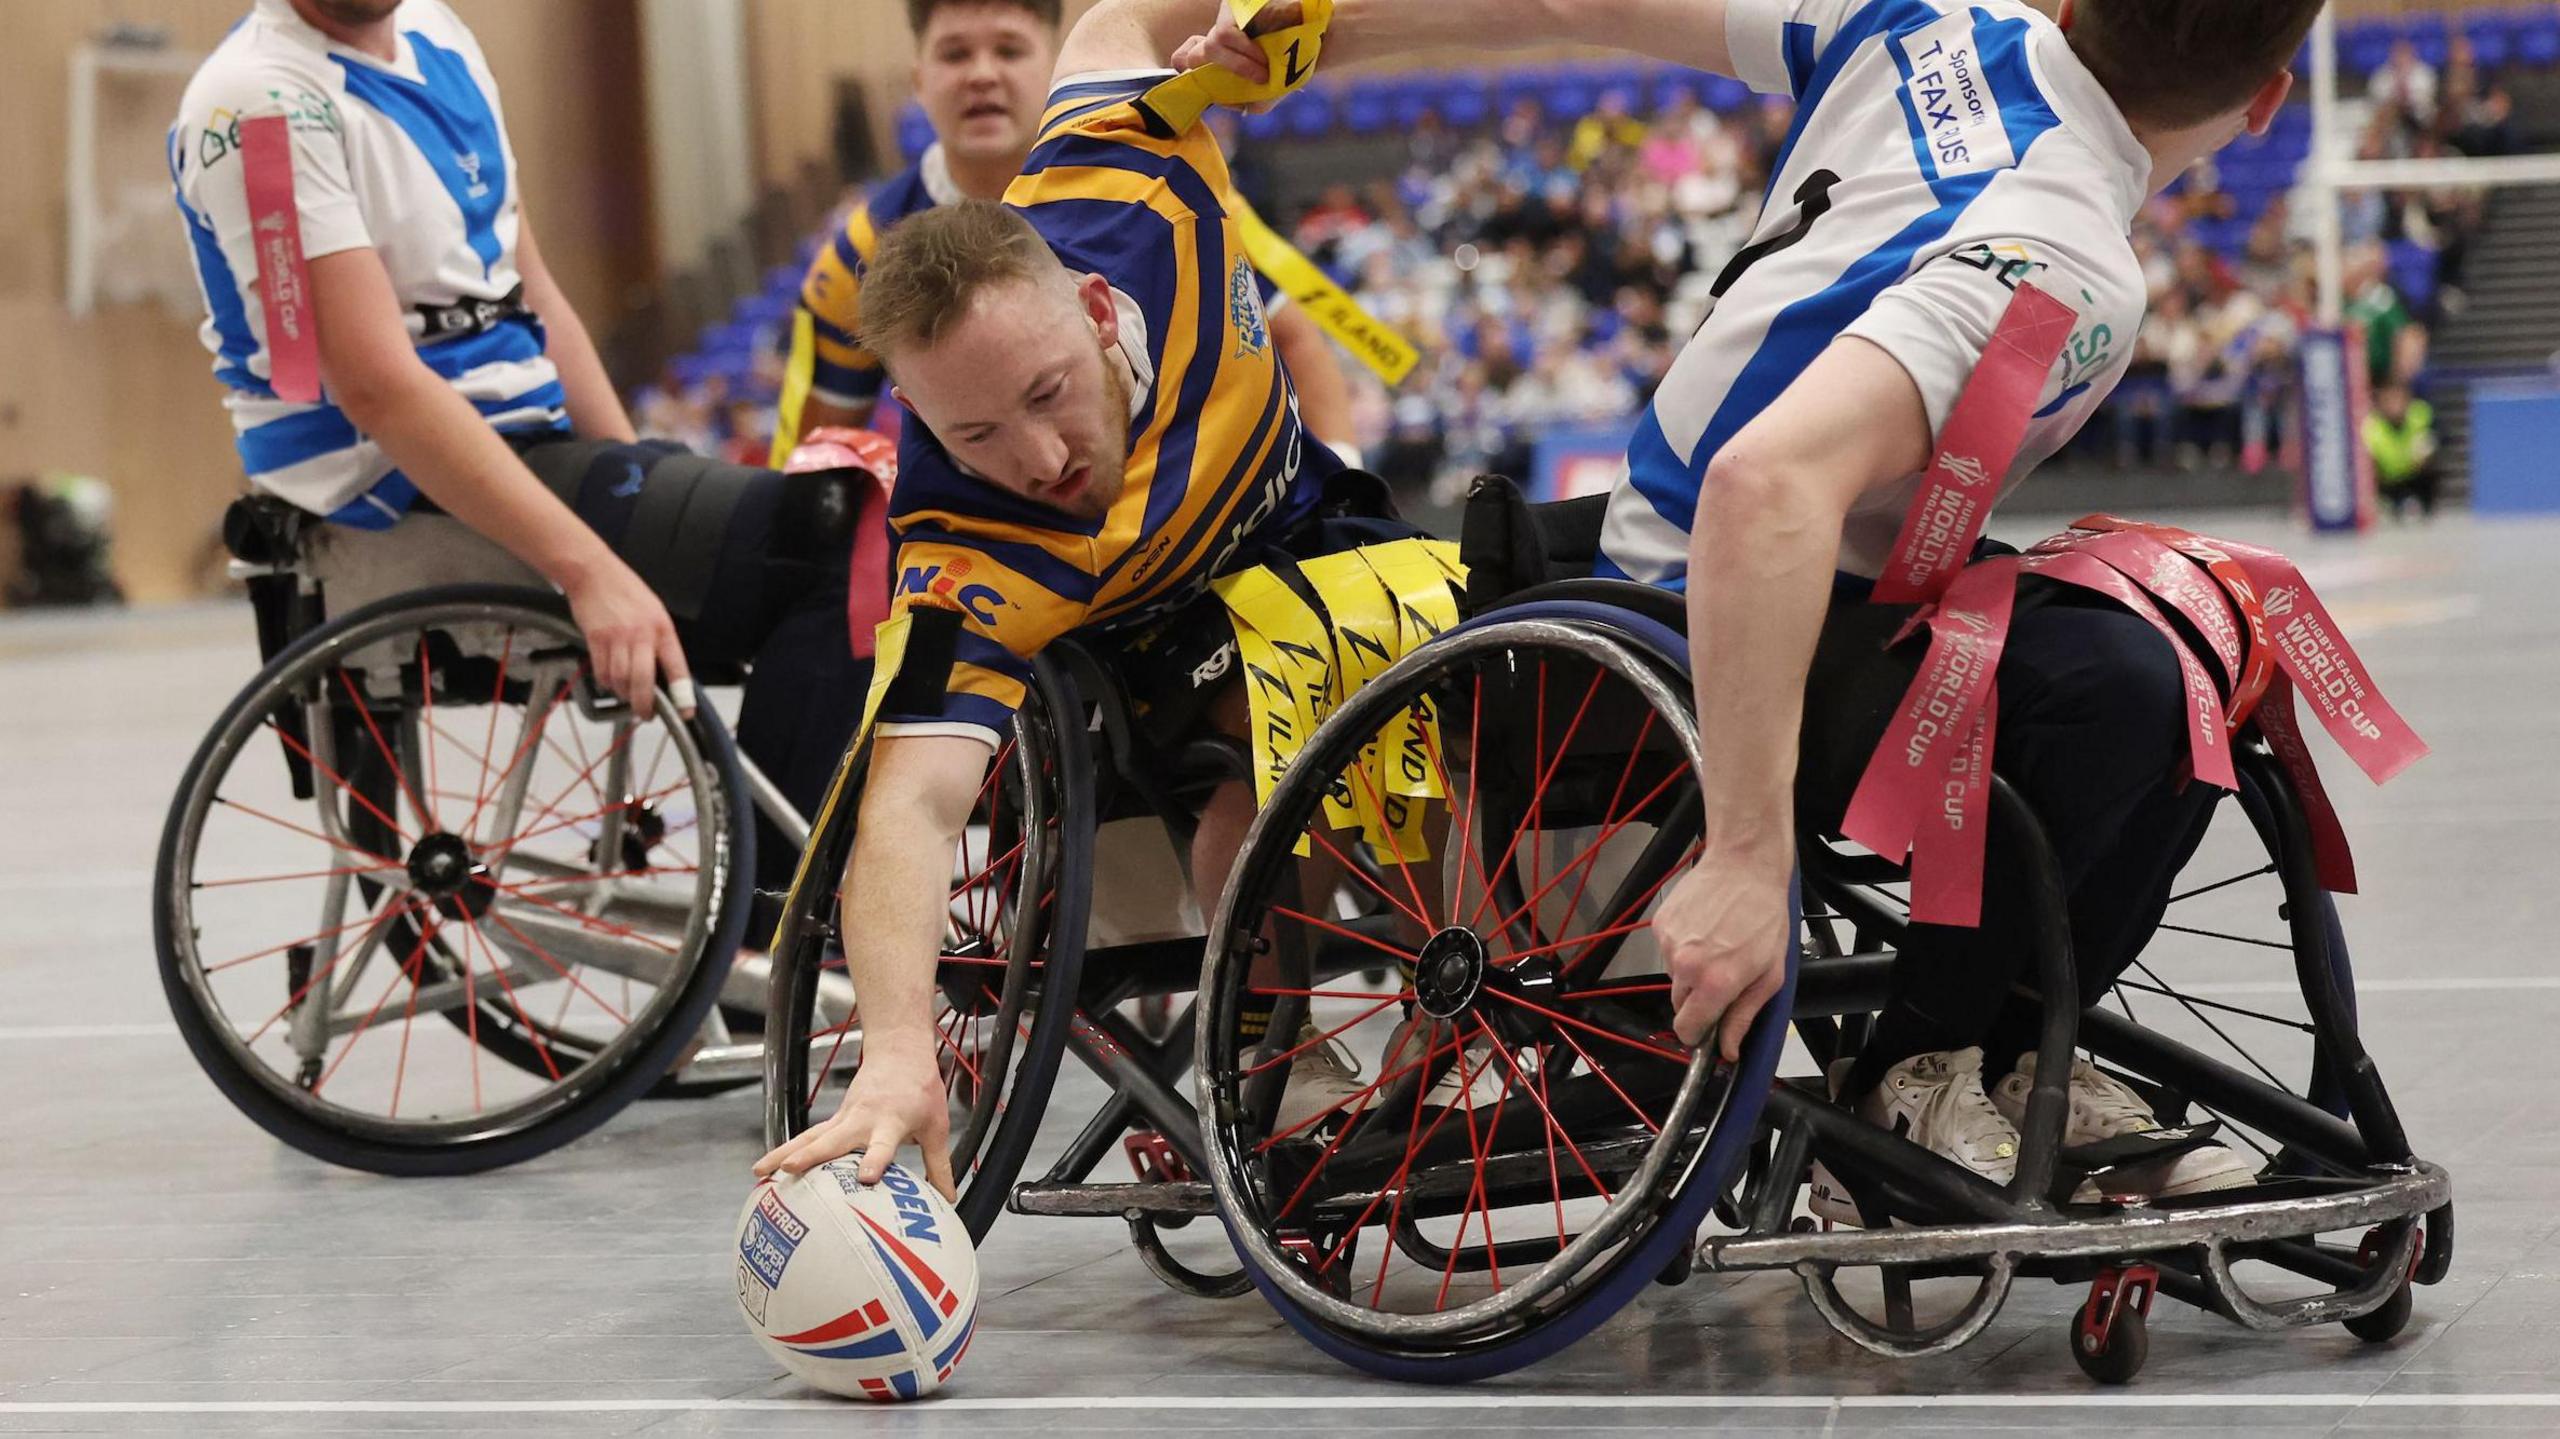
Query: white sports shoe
1991 1054 2256 1199
1272 1023 1371 1136
1382 1017 1510 1112
1807 1048 2023 1226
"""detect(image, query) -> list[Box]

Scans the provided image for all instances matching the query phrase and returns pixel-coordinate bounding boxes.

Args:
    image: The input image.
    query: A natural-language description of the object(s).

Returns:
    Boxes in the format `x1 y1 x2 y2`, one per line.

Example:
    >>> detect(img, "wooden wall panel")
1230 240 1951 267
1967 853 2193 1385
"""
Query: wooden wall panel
0 0 649 603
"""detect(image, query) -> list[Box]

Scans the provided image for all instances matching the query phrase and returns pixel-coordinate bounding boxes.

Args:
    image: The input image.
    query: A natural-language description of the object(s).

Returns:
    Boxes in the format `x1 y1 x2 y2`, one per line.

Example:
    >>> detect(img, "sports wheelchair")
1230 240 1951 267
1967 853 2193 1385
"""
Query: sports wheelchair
155 494 814 1175
758 480 2449 1384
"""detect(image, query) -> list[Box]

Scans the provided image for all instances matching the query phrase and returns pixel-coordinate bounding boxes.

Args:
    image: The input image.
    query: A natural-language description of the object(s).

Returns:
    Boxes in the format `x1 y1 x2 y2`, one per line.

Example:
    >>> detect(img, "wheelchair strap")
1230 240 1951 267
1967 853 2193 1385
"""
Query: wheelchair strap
618 452 757 624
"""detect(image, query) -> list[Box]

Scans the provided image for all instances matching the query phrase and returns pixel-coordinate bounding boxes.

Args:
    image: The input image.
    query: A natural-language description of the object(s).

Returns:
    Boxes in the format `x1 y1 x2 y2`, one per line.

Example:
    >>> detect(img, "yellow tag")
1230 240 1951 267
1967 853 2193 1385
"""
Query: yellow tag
772 609 914 945
771 306 818 465
1139 0 1334 135
1359 540 1460 798
1233 198 1421 386
1212 566 1333 859
1296 549 1394 837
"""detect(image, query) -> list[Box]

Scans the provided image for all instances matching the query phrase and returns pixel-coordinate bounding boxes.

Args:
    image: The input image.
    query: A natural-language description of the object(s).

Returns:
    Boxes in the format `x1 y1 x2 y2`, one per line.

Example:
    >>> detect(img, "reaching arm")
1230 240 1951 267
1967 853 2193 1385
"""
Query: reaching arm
753 731 992 1197
311 246 689 717
1054 0 1232 78
517 213 636 444
1659 336 1931 1055
1271 303 1358 455
1178 0 1742 84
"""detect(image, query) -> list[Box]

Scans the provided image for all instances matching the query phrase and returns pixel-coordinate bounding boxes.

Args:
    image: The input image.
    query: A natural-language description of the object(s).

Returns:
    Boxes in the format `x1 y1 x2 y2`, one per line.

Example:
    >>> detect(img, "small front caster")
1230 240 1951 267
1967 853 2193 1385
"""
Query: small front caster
2345 1224 2418 1344
2072 1264 2157 1385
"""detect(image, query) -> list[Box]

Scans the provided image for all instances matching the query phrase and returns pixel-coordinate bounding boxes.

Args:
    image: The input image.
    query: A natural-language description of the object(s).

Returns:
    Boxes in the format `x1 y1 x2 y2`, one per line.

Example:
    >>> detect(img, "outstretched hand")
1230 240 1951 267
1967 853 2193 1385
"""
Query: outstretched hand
1171 1 1307 88
751 1045 958 1202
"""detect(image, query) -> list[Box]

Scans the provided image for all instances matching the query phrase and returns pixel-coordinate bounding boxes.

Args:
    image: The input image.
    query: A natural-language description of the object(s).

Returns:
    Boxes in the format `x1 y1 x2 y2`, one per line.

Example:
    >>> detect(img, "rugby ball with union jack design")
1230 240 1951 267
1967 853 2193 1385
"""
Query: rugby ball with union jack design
733 1159 978 1401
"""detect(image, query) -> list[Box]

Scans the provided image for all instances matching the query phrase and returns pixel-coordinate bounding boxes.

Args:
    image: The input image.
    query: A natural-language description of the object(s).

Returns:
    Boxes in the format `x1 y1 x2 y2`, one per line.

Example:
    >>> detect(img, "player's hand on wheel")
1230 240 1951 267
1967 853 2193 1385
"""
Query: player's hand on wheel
562 555 692 722
1656 844 1792 1062
753 1044 958 1201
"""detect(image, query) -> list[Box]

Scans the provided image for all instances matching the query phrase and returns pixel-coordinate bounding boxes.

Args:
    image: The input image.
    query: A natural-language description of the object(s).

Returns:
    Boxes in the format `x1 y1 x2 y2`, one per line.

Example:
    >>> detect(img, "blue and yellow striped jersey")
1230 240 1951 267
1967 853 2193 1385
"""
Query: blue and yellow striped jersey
791 157 953 421
876 71 1336 744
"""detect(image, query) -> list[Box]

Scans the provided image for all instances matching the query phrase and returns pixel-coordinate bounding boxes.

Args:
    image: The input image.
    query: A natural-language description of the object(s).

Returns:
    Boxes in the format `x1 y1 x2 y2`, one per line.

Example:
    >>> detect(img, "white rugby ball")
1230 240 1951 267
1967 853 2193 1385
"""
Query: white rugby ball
733 1159 979 1401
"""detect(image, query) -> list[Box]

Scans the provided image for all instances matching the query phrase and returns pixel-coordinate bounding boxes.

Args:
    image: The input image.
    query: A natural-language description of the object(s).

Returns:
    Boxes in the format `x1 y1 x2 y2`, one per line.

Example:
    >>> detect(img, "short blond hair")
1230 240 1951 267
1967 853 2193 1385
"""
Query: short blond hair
859 200 1063 369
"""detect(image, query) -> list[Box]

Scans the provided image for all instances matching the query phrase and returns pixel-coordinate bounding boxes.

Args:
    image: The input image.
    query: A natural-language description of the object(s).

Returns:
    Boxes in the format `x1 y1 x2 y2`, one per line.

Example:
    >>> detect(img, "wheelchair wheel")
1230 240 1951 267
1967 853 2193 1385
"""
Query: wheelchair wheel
154 585 751 1175
762 656 1093 1240
1197 603 1792 1381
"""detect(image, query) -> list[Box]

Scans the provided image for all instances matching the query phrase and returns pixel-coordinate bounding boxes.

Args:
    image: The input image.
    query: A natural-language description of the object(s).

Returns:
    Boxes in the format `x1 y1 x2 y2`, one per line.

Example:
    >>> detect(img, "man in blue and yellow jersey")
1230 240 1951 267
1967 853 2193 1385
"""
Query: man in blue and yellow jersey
756 0 1403 1195
775 0 1061 453
773 0 1355 464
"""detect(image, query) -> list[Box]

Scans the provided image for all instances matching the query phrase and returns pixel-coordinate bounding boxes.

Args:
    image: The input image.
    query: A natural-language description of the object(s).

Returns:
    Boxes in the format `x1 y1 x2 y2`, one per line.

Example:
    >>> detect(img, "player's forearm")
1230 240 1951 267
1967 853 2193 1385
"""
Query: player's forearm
1325 0 1737 77
1272 306 1355 451
337 365 621 590
839 737 984 1065
531 294 634 444
1684 449 1847 866
519 222 636 443
1060 0 1228 75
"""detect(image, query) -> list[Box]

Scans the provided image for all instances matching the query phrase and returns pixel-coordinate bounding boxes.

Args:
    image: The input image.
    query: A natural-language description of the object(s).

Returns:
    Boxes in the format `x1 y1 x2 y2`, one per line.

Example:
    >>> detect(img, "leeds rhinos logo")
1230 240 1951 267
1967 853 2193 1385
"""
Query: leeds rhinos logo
1230 257 1269 359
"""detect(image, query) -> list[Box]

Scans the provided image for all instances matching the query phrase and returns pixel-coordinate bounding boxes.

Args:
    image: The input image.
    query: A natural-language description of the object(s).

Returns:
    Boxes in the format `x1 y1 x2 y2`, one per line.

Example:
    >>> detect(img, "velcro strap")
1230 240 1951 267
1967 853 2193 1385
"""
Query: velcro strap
413 285 530 341
2060 1119 2225 1198
620 454 756 623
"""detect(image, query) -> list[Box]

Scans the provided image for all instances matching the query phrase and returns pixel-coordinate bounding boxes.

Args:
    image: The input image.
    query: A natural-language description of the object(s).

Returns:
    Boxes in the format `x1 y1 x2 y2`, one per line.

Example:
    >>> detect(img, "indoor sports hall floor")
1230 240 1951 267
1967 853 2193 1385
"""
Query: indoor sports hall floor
4 510 2555 1436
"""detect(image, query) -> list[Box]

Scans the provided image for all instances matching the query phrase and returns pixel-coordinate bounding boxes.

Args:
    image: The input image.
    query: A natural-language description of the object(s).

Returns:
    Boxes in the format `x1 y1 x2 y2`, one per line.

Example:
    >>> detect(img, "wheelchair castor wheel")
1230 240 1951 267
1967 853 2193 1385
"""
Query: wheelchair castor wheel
2072 1264 2158 1385
2346 1280 2414 1344
1655 1232 1696 1287
2345 1225 2419 1344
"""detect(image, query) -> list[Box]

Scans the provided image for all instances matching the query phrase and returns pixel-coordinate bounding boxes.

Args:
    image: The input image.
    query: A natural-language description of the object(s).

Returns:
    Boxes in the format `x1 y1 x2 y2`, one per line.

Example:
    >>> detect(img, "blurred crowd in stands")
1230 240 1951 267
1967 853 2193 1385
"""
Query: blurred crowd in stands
1268 35 2513 499
635 15 2547 498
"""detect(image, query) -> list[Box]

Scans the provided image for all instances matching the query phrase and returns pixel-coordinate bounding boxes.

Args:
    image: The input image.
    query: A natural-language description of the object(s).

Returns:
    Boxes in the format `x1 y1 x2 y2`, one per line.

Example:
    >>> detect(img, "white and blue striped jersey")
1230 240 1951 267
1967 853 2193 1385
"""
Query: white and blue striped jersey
171 0 566 526
1598 0 2154 584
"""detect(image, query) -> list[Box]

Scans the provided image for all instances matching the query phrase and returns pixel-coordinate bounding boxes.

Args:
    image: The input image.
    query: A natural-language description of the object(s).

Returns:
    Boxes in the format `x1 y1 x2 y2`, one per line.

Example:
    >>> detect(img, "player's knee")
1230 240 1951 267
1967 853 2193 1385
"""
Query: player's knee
2013 602 2192 767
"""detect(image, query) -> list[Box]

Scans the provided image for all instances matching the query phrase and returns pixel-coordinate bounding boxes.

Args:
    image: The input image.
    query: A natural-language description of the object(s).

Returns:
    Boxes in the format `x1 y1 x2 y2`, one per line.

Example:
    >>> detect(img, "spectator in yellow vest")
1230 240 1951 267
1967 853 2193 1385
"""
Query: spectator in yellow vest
2365 382 2442 520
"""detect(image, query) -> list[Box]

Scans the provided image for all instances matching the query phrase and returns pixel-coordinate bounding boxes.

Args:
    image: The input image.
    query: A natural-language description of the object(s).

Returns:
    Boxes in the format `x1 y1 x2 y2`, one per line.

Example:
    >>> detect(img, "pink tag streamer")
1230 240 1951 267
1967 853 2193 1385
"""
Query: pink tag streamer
241 116 320 405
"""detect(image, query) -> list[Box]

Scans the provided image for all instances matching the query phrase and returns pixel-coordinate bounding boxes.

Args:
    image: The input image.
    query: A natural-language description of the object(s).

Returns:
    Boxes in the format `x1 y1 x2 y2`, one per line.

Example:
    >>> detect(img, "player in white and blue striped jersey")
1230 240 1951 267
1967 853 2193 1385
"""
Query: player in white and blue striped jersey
1185 0 2323 1209
172 0 871 917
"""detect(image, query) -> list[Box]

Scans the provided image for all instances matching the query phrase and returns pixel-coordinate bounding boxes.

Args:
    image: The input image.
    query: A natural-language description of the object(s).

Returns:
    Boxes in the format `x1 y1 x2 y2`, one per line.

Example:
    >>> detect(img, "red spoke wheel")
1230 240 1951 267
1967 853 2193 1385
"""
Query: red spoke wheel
155 586 749 1175
1197 608 1791 1379
762 654 1093 1241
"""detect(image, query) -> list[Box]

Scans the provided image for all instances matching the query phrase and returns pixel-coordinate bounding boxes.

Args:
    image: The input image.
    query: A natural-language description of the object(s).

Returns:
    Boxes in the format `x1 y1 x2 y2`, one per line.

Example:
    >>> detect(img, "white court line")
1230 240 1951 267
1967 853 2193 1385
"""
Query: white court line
0 979 2552 1045
2 1394 2558 1415
2177 977 2560 997
0 869 151 894
0 1023 174 1041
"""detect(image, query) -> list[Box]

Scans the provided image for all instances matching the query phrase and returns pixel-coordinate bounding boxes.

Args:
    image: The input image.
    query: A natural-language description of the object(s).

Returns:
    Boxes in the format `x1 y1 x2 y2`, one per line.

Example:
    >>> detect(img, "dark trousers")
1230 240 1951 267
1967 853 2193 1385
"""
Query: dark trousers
1796 573 2224 1096
514 436 868 913
2382 462 2443 520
